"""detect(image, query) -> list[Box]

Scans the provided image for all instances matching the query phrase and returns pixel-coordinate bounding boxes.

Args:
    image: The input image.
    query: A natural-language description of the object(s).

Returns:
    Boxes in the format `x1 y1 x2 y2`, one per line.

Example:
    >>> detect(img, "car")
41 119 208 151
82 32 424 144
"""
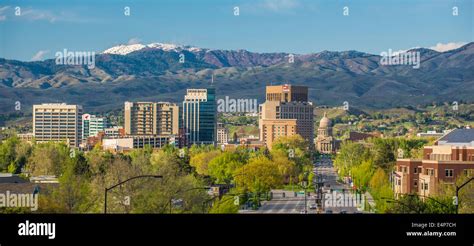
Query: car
300 210 307 214
309 204 317 209
340 210 347 214
325 209 333 214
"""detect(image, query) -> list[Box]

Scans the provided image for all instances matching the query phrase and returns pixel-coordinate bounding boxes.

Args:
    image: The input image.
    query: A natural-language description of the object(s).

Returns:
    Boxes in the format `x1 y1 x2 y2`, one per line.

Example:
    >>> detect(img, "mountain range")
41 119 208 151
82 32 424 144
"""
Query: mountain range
0 42 473 114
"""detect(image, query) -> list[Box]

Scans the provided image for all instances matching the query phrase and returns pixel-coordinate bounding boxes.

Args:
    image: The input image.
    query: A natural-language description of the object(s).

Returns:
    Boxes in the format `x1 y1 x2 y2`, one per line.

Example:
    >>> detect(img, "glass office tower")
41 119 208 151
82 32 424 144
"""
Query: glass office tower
182 88 217 146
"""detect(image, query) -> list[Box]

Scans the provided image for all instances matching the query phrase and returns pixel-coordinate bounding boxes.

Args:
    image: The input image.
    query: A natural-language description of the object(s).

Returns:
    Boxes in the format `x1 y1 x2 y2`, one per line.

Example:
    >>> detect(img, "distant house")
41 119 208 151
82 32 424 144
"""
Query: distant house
416 130 447 138
0 173 58 197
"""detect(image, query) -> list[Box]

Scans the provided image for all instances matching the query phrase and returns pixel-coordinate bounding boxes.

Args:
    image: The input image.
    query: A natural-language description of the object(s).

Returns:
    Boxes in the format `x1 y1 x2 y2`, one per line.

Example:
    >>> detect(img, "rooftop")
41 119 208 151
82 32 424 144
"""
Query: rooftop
437 129 474 145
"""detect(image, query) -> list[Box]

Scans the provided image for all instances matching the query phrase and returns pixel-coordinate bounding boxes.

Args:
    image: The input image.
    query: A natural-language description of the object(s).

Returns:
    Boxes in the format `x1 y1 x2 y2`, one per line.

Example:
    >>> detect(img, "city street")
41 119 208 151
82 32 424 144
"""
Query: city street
313 155 360 213
240 190 319 214
242 155 362 214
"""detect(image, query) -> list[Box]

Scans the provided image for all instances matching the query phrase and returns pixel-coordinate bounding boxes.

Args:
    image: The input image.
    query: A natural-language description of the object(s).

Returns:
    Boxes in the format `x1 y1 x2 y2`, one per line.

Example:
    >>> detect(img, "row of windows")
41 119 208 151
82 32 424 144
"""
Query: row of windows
280 107 312 113
402 166 473 178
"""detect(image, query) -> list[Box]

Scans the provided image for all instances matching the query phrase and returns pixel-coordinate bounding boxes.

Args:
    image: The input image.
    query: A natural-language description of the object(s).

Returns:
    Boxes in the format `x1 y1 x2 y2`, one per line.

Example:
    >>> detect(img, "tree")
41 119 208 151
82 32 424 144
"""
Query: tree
270 149 298 184
272 135 308 151
129 145 152 171
436 174 473 214
132 150 209 213
386 195 426 214
189 150 221 176
370 138 397 171
0 136 19 171
333 141 368 177
208 152 244 184
26 142 70 176
39 162 93 213
209 195 239 214
271 134 311 179
369 168 393 212
351 160 374 192
234 156 283 193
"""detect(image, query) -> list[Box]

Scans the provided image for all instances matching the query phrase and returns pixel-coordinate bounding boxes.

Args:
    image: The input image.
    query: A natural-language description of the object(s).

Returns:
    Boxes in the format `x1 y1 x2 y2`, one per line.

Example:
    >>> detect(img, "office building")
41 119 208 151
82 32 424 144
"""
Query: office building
82 114 108 139
260 119 297 148
182 88 217 146
104 126 125 137
124 102 179 136
33 103 83 147
259 84 314 149
265 84 308 102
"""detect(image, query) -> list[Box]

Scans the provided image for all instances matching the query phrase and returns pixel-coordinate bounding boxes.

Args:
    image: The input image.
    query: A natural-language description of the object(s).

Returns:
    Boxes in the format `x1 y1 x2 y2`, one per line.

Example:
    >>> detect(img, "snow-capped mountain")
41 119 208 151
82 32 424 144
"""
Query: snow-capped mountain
0 42 473 114
102 42 202 55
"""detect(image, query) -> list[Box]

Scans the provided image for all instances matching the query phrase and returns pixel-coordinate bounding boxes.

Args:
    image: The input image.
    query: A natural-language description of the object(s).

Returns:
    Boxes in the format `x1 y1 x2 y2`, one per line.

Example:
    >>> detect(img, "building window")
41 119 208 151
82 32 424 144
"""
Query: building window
414 167 418 174
422 183 428 190
464 169 470 177
414 180 418 187
426 169 434 176
445 169 453 178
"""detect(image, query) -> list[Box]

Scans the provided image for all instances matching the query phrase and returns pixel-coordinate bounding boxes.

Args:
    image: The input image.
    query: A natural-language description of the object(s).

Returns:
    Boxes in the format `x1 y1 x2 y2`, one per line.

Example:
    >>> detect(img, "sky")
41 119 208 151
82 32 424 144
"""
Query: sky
0 0 472 61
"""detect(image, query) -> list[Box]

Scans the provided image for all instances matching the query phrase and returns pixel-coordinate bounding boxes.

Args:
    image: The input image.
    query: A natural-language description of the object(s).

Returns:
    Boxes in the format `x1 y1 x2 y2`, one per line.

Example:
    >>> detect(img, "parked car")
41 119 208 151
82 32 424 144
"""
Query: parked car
309 204 317 209
325 209 333 214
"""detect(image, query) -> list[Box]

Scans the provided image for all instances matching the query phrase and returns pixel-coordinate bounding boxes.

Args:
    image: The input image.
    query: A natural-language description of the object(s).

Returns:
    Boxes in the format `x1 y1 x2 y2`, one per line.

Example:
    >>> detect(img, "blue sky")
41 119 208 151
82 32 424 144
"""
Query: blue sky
0 0 472 61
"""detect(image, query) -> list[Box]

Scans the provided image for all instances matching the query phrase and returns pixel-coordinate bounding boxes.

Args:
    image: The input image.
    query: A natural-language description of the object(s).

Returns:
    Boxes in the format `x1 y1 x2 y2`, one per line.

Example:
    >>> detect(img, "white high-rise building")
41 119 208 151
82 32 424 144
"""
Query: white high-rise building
33 103 83 147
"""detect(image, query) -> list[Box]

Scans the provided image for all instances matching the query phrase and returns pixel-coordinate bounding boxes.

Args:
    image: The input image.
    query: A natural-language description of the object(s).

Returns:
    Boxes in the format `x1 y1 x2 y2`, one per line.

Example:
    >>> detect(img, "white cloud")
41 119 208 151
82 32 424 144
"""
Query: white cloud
22 9 59 23
383 41 468 56
246 0 300 13
0 6 10 21
31 50 49 61
0 6 91 23
262 0 299 12
127 38 142 45
429 42 467 52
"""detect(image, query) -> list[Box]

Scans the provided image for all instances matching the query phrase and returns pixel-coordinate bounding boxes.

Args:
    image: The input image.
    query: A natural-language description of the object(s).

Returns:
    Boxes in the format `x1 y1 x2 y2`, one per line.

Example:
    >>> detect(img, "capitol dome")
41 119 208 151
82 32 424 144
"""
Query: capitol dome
319 112 331 128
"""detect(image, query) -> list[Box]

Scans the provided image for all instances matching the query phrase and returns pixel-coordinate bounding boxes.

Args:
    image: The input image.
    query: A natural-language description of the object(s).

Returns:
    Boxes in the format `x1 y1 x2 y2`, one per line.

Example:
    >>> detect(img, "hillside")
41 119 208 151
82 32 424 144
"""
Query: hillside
1 42 473 114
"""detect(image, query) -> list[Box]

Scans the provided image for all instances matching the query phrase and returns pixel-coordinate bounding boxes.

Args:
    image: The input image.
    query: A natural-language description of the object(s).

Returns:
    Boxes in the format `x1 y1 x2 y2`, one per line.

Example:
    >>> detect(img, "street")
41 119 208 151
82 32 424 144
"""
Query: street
241 155 362 214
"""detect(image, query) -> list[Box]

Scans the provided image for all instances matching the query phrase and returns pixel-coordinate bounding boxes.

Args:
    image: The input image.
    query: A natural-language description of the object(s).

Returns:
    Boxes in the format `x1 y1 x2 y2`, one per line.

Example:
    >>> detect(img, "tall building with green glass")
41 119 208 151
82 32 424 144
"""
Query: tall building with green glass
182 88 217 146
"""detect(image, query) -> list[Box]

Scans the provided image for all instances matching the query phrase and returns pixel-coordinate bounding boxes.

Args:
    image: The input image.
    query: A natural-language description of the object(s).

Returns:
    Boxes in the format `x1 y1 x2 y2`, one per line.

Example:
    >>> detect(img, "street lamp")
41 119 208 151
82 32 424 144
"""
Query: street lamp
455 177 474 214
299 172 310 214
104 175 163 214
